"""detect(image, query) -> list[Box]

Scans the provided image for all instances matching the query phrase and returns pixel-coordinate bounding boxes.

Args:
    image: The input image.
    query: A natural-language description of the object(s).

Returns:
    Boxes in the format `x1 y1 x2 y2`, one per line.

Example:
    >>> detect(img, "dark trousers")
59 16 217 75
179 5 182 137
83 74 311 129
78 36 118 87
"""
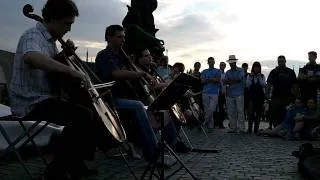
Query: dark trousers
269 97 291 127
248 101 263 133
25 98 112 165
215 92 226 127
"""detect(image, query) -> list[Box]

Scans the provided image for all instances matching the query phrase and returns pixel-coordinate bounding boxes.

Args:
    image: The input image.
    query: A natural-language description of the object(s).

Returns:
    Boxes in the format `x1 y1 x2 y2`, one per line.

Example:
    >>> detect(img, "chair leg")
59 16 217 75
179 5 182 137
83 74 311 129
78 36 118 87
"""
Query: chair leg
0 124 34 179
180 127 194 150
119 147 138 180
199 124 209 138
101 145 138 180
18 121 48 165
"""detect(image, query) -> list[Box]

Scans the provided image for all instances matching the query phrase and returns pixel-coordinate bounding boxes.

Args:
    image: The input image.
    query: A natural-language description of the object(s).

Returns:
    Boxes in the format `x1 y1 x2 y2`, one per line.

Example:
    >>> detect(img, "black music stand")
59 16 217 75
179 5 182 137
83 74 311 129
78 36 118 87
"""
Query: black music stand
173 74 221 154
140 75 198 180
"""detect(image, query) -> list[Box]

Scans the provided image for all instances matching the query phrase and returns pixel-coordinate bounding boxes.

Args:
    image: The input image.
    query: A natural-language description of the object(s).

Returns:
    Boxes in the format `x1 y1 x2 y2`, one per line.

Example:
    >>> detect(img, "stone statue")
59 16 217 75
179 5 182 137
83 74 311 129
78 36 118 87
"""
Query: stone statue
122 0 164 56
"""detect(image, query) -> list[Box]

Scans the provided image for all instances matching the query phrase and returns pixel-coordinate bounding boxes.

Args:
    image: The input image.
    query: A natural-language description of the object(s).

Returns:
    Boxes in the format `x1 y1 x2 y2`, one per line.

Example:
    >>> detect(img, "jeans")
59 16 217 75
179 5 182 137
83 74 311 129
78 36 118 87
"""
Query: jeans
115 98 177 161
115 98 157 161
202 93 218 129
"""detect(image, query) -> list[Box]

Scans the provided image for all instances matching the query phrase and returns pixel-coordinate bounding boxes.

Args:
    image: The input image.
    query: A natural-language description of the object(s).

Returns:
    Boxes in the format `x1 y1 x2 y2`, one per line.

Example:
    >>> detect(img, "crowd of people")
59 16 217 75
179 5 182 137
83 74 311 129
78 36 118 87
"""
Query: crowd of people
156 52 320 140
5 0 320 179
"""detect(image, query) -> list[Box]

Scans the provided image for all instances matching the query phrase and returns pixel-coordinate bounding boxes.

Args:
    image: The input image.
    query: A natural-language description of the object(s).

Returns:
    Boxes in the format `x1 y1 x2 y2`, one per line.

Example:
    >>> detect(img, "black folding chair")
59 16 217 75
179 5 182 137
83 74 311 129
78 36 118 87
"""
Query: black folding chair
0 115 50 179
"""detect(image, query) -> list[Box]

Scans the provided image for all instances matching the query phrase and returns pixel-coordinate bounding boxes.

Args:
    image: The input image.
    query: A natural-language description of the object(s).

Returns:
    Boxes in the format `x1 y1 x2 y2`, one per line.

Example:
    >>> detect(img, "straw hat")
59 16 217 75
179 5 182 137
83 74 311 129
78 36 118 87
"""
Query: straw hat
227 55 238 63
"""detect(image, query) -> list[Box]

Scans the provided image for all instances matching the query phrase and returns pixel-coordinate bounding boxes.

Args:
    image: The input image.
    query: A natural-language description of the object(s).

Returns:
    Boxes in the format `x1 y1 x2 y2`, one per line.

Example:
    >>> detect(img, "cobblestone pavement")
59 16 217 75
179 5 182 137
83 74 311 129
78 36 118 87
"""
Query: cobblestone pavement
0 122 319 180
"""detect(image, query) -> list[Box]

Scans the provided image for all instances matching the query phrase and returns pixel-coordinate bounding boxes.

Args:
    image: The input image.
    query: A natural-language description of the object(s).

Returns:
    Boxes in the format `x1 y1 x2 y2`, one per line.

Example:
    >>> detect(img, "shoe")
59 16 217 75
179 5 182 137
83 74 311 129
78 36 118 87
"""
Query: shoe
227 129 236 133
43 161 70 180
68 160 98 178
174 142 191 153
126 142 142 160
164 154 177 167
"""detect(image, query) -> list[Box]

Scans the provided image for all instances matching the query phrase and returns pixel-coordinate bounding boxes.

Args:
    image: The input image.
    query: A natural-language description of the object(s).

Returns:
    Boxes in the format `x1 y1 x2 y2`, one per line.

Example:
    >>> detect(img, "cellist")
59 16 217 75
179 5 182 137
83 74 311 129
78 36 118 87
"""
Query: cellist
8 0 108 179
134 48 191 153
94 25 180 162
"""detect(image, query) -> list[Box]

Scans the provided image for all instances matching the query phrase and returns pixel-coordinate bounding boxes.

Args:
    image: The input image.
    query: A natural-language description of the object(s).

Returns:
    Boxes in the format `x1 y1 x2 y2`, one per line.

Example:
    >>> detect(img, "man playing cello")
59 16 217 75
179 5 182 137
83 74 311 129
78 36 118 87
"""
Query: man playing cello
9 0 113 179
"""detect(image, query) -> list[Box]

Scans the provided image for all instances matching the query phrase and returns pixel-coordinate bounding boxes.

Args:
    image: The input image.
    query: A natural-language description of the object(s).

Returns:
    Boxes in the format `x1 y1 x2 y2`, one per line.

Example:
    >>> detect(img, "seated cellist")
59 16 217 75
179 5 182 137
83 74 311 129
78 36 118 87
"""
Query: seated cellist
94 25 179 162
8 0 111 179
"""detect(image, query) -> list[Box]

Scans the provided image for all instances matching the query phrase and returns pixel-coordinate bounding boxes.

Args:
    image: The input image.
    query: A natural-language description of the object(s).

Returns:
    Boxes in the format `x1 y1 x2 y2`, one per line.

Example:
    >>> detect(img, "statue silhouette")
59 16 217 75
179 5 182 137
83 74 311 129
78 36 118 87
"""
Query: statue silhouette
122 0 164 56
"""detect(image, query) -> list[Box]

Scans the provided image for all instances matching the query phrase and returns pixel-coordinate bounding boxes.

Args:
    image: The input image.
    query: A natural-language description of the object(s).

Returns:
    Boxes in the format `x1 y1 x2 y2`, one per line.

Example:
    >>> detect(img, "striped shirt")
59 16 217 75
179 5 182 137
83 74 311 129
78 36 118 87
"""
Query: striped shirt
8 23 58 117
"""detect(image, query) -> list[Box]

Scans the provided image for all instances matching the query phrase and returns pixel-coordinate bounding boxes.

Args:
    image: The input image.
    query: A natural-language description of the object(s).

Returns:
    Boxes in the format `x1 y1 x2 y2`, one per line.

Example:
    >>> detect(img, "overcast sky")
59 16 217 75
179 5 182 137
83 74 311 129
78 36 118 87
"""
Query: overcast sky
0 0 318 75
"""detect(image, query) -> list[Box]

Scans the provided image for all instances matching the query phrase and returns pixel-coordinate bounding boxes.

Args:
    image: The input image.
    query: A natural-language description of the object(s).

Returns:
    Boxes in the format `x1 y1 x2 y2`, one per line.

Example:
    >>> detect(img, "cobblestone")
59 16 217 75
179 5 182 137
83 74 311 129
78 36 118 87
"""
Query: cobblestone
0 122 319 179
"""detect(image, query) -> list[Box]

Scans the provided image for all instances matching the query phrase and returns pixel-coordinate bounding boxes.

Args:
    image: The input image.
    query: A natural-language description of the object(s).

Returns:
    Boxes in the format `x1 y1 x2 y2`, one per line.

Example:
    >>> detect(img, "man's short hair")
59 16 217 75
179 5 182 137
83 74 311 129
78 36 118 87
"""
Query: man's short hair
135 48 149 59
278 55 286 60
42 0 79 22
308 51 317 57
194 62 201 66
242 63 248 68
105 25 124 41
173 62 185 72
208 57 214 61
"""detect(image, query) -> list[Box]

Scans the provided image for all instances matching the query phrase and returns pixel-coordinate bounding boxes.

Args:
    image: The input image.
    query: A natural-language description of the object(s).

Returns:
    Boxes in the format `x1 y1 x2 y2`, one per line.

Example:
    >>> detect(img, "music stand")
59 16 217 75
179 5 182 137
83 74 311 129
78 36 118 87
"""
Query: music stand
173 74 221 154
140 74 198 180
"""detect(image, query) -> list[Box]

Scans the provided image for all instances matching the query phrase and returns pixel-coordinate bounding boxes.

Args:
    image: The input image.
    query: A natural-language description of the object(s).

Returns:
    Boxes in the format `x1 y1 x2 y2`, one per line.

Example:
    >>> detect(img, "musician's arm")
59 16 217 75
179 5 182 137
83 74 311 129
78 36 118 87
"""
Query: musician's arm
95 52 144 81
21 33 82 80
153 82 169 89
111 69 145 80
24 52 72 73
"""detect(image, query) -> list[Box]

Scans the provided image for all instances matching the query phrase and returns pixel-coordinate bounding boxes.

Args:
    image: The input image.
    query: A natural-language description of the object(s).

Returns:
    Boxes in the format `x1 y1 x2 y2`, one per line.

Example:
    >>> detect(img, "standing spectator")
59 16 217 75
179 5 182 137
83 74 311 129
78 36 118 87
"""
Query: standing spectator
224 55 246 133
191 62 203 110
298 51 320 104
192 62 201 78
156 55 171 80
201 57 221 132
267 55 297 127
247 62 266 134
242 63 250 121
216 62 227 128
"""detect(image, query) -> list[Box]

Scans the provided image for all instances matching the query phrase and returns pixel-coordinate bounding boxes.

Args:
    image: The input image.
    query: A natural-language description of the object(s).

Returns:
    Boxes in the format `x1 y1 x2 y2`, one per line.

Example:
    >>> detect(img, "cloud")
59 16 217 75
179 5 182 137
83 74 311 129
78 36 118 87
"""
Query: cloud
0 0 318 77
157 13 222 51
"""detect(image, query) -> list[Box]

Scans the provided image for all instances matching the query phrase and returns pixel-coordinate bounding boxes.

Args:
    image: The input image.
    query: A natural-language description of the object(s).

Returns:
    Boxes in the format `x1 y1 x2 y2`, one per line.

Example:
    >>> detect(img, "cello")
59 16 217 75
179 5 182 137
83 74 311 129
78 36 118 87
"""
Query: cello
138 61 187 125
22 4 126 142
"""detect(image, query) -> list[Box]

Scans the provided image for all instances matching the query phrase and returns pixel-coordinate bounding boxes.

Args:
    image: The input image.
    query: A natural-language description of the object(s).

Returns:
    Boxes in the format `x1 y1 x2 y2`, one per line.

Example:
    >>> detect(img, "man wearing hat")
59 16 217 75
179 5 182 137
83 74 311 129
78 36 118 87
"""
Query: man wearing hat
224 55 246 133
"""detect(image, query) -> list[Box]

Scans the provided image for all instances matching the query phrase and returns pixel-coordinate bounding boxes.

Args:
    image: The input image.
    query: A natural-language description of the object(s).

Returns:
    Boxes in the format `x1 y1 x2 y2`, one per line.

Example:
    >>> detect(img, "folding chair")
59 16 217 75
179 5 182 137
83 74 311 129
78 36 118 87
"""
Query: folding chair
0 114 50 179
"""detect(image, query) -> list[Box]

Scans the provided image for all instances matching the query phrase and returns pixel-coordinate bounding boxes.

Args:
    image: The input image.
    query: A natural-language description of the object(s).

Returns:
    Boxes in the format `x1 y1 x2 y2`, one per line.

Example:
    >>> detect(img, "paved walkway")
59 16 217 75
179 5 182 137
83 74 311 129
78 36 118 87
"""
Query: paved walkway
0 122 318 180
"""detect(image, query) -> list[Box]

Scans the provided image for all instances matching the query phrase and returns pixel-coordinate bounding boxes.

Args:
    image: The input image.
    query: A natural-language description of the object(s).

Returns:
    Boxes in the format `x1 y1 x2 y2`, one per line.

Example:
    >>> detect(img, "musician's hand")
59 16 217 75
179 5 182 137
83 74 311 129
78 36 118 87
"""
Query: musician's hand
65 39 75 49
64 39 76 56
150 61 158 67
68 69 90 88
146 74 157 85
137 71 146 78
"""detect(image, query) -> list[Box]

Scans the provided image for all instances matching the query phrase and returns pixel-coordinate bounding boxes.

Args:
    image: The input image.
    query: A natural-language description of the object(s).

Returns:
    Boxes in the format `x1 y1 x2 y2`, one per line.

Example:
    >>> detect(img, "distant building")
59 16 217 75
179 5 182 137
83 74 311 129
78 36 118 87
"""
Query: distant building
0 50 14 84
0 49 14 105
